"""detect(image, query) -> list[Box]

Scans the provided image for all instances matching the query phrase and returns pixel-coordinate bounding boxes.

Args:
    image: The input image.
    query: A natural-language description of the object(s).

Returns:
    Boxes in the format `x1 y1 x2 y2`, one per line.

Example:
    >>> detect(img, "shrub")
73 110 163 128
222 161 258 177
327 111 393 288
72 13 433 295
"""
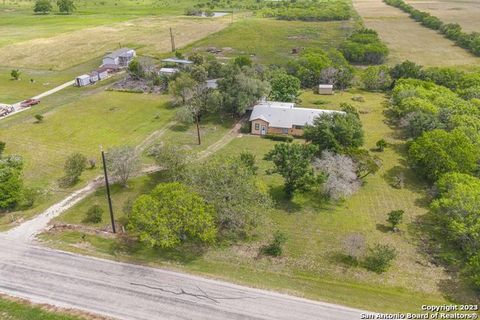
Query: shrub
85 205 103 223
387 209 404 231
364 244 397 273
340 29 389 65
263 134 293 142
262 231 288 257
240 122 251 134
376 139 387 151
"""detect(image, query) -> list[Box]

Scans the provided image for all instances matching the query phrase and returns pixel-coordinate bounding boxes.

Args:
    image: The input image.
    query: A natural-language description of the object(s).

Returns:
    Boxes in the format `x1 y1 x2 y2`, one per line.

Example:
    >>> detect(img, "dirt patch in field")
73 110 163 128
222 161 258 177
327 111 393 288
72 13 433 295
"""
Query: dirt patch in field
352 0 480 66
0 16 230 70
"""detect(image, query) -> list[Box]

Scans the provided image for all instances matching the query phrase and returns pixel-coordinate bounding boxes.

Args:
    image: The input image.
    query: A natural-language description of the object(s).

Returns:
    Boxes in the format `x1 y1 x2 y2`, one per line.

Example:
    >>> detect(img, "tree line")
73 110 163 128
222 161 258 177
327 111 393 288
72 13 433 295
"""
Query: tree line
384 60 480 290
384 0 480 56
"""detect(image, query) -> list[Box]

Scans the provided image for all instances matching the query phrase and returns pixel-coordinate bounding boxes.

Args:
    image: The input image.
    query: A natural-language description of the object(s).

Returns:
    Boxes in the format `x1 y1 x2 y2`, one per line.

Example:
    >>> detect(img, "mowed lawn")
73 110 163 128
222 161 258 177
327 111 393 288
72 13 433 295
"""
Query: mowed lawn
406 0 480 33
41 89 477 312
0 83 176 229
352 0 480 66
184 18 355 65
0 296 85 320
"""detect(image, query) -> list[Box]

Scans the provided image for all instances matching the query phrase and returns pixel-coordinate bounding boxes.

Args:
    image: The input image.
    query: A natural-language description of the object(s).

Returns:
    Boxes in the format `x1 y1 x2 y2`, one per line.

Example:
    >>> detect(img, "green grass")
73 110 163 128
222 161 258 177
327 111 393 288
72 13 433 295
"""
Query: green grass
183 17 355 65
42 89 478 312
0 297 83 320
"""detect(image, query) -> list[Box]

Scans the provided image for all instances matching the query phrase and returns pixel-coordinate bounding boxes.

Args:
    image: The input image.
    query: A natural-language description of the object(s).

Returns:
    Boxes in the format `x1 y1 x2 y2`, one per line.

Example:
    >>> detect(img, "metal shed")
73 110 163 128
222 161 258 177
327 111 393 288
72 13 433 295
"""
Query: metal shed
318 84 334 95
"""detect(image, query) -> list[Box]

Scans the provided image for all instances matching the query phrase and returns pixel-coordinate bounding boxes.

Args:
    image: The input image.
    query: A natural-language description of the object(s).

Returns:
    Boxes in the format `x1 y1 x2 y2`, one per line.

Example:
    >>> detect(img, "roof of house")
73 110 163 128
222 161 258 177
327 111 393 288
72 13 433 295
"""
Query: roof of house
161 58 194 64
104 48 135 59
319 84 334 89
249 101 344 129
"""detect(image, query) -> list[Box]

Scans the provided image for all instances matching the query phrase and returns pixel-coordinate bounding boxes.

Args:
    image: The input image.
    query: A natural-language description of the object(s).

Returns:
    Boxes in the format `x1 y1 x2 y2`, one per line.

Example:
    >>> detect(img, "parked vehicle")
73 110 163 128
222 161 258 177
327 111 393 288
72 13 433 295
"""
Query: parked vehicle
20 98 40 108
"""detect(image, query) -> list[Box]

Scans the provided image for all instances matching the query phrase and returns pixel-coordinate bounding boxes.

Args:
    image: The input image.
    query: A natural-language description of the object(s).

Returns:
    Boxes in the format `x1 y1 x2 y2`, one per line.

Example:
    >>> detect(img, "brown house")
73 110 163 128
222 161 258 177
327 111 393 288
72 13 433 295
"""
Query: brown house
249 101 343 136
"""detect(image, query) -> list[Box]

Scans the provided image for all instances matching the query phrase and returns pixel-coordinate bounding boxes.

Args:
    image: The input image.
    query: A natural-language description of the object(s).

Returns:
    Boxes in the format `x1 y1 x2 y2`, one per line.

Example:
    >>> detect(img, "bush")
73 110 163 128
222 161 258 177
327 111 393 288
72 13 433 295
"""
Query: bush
387 209 404 231
364 244 397 273
263 133 294 142
240 122 251 134
34 114 44 123
262 231 288 257
340 29 389 65
376 139 387 151
84 205 103 223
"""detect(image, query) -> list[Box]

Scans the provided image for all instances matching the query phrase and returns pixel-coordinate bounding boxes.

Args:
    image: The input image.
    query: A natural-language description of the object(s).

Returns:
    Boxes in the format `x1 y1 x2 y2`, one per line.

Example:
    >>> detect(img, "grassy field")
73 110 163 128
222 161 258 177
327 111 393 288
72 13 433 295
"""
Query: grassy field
41 89 478 312
0 296 86 320
406 0 480 33
352 0 480 66
183 17 355 65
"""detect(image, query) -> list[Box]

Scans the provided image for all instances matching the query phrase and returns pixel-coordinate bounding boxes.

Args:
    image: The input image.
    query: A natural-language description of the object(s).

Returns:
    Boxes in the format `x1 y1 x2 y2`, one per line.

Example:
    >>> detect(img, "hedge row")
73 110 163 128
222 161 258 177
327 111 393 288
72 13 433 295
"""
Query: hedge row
340 29 389 65
384 0 480 56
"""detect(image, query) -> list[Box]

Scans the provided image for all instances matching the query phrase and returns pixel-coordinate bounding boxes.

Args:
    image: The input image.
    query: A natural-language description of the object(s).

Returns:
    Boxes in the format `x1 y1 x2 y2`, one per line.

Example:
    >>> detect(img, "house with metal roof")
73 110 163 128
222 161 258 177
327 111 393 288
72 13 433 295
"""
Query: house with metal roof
102 48 136 67
249 101 344 136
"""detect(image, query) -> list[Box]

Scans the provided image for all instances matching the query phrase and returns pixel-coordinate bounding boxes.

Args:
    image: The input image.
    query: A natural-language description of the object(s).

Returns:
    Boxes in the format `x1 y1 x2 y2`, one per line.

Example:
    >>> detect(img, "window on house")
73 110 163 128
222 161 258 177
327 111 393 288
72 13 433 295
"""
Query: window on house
282 128 289 134
293 125 304 130
255 123 260 130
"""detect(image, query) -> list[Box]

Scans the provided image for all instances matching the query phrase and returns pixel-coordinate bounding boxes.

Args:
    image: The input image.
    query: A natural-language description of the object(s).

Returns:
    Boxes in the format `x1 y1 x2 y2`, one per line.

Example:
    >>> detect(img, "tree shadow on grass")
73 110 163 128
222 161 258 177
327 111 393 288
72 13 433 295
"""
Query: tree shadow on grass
408 212 480 304
375 223 391 233
268 185 303 213
112 236 207 265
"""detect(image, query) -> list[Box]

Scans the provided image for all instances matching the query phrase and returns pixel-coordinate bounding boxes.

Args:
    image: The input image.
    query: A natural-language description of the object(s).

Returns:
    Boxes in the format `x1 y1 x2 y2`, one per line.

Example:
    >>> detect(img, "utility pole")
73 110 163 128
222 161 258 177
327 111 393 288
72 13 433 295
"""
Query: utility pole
101 146 116 234
170 28 176 53
195 114 201 145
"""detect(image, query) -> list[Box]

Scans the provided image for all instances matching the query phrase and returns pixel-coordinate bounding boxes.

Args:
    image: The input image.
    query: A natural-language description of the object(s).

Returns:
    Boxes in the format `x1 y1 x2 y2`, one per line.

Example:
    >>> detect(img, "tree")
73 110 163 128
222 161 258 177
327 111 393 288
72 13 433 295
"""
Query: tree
169 73 196 105
376 139 387 151
390 60 424 80
288 49 333 87
185 157 270 237
175 85 221 145
106 146 139 187
127 58 144 80
218 65 269 115
304 112 364 153
128 182 216 248
364 244 397 273
343 233 366 262
60 153 87 187
387 210 404 231
0 156 24 210
347 148 381 180
408 129 479 181
57 0 75 13
432 173 480 256
148 143 189 181
361 66 393 91
264 143 319 199
269 72 300 102
313 151 360 200
33 0 52 13
10 69 20 80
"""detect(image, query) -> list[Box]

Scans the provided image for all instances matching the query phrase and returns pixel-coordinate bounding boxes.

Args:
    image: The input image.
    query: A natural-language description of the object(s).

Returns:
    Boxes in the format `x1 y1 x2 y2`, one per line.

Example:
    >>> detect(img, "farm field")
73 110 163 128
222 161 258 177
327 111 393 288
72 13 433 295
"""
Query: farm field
184 17 355 65
405 0 480 32
352 0 480 66
41 89 477 312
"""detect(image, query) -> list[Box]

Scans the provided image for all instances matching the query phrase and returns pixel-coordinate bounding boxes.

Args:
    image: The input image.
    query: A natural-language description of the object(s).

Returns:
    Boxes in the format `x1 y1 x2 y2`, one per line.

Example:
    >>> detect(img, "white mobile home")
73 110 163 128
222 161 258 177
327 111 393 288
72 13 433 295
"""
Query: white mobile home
75 75 91 87
102 48 136 67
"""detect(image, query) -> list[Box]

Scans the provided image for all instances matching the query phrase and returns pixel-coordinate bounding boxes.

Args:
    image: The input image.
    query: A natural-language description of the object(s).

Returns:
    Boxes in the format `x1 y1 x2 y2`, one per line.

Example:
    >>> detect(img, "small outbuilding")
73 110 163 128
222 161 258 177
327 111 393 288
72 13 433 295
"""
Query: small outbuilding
159 67 179 76
318 84 334 95
161 58 194 66
89 71 99 83
75 74 91 87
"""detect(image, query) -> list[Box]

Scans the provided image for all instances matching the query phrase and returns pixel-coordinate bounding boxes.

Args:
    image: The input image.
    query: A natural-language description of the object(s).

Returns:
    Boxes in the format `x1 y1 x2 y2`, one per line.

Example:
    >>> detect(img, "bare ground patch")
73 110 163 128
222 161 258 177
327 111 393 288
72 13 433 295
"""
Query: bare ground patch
0 16 230 70
352 0 480 66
